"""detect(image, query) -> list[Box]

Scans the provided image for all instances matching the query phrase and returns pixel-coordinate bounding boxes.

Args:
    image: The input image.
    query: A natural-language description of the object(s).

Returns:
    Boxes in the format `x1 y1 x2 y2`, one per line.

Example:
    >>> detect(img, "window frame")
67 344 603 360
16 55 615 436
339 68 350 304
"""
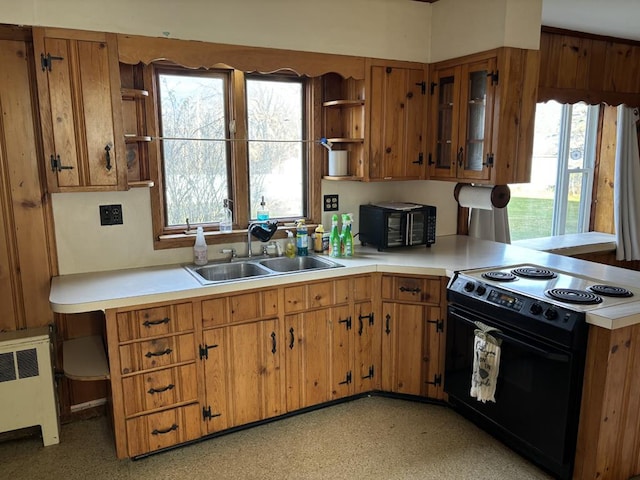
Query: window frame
146 63 322 250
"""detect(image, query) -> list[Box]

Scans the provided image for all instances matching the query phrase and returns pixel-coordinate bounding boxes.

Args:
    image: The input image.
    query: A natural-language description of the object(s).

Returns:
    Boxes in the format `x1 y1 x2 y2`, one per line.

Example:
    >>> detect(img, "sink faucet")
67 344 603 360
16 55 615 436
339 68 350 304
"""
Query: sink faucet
247 220 278 258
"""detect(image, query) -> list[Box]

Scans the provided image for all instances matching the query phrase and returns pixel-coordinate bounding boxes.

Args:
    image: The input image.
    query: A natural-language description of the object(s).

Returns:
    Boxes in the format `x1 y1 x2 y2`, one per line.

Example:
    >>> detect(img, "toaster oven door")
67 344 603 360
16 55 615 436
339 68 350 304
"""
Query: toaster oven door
406 212 426 246
386 213 404 247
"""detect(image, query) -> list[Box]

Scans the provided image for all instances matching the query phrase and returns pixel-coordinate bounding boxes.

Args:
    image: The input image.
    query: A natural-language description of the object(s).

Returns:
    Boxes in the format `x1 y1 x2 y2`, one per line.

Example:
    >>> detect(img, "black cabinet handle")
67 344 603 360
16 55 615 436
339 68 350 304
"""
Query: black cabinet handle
145 348 172 358
289 327 295 349
358 316 363 336
105 145 112 171
148 384 175 395
457 147 464 167
152 424 178 436
399 286 421 294
385 314 391 335
271 332 277 354
143 317 170 328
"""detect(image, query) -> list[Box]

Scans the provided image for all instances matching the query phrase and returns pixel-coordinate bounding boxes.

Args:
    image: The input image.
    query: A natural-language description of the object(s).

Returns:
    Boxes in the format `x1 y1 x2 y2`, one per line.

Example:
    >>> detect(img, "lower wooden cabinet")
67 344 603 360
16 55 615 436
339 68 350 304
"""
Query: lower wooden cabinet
106 273 445 458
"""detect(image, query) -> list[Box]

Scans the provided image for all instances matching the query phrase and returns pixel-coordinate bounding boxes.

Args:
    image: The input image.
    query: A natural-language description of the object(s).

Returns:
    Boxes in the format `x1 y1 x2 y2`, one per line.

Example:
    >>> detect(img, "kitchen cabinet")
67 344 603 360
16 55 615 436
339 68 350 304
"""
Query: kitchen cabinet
105 301 201 458
367 59 428 181
321 73 366 180
380 275 446 399
33 27 127 192
353 275 380 393
428 47 539 185
284 279 353 410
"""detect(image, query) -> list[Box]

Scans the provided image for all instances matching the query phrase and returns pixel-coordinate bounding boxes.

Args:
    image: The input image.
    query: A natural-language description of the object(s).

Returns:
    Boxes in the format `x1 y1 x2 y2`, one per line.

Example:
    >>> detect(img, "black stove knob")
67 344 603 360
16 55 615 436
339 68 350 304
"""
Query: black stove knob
530 303 543 315
544 308 558 321
463 281 475 292
475 285 487 296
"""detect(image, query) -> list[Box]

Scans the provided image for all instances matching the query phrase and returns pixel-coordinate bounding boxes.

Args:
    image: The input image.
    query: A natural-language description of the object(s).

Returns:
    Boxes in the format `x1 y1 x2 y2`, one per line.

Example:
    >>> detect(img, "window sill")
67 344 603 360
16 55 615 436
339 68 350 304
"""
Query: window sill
154 224 318 250
512 232 616 257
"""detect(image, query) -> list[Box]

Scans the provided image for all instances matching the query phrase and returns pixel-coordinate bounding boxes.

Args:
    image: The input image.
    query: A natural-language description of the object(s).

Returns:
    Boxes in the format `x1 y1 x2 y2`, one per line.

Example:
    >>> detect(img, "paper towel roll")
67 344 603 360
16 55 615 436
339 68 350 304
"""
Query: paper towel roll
454 184 510 210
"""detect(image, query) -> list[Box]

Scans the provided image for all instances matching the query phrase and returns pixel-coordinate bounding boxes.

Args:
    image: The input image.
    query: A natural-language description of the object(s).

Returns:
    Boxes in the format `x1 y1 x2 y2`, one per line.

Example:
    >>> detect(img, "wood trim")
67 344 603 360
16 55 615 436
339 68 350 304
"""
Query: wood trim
542 25 640 48
117 34 366 80
538 87 640 108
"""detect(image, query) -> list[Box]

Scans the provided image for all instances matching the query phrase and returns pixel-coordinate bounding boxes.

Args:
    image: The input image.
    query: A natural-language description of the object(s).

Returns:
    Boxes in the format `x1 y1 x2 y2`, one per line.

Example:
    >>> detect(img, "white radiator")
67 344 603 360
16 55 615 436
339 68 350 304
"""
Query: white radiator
0 326 59 446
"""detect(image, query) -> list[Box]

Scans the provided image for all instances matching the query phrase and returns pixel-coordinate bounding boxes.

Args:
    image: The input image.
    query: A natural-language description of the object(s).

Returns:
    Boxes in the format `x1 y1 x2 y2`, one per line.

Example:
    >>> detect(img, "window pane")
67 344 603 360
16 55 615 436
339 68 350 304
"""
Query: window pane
568 103 588 169
158 73 228 226
564 172 585 234
246 78 304 219
508 101 561 240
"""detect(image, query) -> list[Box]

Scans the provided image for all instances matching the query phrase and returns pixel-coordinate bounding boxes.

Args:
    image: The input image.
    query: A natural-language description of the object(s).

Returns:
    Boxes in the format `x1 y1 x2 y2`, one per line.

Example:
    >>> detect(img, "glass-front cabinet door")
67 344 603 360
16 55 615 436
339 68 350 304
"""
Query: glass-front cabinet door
457 58 496 181
429 66 459 179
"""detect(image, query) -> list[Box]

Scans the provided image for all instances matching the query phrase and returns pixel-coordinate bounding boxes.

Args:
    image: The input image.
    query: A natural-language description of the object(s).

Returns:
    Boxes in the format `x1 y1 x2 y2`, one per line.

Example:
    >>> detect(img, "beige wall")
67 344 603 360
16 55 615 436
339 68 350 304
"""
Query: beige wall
6 0 541 274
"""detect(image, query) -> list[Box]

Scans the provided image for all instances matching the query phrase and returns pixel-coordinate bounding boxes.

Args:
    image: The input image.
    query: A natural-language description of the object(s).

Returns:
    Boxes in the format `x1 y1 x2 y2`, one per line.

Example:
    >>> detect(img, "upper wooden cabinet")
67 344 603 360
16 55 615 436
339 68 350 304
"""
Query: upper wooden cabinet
428 47 539 185
33 28 127 192
367 60 428 181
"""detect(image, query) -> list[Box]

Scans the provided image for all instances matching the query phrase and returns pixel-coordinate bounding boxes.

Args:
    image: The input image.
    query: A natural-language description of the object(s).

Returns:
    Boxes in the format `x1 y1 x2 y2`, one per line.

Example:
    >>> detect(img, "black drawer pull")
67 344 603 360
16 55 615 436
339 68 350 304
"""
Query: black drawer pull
385 314 391 335
145 348 172 358
271 332 277 354
151 424 178 436
148 383 175 395
104 145 112 171
289 327 295 349
143 317 170 328
399 286 421 294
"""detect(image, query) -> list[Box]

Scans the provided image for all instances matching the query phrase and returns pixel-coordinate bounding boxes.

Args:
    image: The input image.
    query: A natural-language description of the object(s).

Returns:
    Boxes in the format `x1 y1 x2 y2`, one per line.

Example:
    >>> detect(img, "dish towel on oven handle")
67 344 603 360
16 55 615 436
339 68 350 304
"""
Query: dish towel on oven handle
470 321 502 403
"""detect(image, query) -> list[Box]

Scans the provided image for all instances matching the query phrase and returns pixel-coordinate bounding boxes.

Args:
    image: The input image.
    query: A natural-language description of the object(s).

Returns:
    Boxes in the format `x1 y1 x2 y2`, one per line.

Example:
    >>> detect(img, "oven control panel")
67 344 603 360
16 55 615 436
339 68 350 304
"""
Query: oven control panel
487 289 524 311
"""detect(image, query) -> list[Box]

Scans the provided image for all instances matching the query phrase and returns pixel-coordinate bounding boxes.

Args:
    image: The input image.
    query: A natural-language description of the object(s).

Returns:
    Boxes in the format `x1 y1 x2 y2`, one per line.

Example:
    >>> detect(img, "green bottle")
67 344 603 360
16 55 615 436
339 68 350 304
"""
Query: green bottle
342 213 354 257
329 214 341 258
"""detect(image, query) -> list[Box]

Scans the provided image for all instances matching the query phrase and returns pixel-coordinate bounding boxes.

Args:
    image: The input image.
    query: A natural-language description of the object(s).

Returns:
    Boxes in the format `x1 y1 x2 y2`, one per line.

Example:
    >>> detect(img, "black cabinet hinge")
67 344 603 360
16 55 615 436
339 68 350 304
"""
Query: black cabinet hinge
339 371 353 385
338 316 352 330
50 154 74 172
483 153 494 168
425 373 442 386
413 153 424 165
430 82 437 95
202 406 222 421
361 365 375 380
199 343 218 360
415 81 426 95
427 319 444 332
428 153 434 166
40 53 64 72
488 70 499 85
357 313 374 336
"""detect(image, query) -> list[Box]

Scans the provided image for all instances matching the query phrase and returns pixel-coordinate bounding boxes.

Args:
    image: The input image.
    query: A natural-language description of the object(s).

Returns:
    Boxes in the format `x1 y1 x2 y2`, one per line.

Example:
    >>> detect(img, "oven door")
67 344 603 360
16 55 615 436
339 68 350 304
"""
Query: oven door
445 305 585 479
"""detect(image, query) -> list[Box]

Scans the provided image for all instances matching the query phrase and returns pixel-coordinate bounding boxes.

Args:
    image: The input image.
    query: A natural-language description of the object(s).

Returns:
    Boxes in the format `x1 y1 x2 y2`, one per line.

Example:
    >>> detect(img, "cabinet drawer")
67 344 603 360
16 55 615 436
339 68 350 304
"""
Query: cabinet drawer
125 403 201 457
352 275 372 302
201 289 278 328
382 275 441 304
119 333 196 375
284 279 350 313
122 363 198 417
117 303 193 342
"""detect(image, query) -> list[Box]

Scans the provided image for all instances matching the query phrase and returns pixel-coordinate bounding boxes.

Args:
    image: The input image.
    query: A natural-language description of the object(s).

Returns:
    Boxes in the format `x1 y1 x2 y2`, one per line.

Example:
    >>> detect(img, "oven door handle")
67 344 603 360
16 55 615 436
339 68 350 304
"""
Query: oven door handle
449 310 571 363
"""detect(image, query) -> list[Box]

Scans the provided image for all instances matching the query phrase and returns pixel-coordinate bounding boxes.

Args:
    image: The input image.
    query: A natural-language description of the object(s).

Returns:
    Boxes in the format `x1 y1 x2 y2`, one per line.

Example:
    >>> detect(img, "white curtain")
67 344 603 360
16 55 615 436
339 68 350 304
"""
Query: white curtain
468 208 511 244
614 106 640 261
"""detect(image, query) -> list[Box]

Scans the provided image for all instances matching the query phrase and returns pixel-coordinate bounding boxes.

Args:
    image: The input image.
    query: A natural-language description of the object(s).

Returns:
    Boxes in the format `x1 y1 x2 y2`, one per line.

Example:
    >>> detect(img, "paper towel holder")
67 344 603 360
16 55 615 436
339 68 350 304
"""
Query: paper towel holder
453 183 511 209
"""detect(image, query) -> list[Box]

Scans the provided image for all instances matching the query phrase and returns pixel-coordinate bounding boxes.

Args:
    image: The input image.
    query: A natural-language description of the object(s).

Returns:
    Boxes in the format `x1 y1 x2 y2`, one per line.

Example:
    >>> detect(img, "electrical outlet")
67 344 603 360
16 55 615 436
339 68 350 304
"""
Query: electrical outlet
99 204 123 226
324 194 339 212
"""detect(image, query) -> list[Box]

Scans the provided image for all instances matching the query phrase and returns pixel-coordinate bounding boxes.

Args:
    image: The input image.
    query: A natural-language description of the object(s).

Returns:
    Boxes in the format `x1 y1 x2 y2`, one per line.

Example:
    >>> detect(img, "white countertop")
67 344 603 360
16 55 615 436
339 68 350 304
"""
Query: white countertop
512 232 616 256
50 235 640 330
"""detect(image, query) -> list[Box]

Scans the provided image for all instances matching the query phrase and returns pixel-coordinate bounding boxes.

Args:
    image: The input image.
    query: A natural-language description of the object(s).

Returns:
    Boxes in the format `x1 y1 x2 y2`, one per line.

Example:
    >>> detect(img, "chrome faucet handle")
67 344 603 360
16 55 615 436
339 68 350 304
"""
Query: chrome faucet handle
220 248 236 261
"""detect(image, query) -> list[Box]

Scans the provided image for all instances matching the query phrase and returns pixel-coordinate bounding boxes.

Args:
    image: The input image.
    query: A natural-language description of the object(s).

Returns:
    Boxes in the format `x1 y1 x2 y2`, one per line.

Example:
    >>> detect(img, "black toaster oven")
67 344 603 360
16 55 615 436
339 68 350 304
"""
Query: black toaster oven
359 203 436 251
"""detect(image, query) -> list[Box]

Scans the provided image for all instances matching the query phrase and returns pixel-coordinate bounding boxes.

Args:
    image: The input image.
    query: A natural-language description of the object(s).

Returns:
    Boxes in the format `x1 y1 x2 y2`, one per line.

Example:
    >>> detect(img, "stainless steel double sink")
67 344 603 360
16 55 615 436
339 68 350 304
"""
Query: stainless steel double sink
184 255 344 285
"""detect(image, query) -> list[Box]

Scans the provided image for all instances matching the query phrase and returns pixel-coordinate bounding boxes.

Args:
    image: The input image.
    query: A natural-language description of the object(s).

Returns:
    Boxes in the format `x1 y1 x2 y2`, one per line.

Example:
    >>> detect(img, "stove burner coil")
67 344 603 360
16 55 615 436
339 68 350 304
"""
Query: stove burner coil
512 267 558 280
482 271 517 282
589 285 634 297
545 288 603 305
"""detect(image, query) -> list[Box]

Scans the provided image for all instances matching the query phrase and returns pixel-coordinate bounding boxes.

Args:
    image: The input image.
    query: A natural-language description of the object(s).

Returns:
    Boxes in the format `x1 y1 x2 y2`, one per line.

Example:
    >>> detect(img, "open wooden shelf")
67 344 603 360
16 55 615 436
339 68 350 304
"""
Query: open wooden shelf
326 137 364 144
63 335 110 381
323 99 365 108
124 135 152 143
128 180 155 188
322 175 363 181
121 88 149 100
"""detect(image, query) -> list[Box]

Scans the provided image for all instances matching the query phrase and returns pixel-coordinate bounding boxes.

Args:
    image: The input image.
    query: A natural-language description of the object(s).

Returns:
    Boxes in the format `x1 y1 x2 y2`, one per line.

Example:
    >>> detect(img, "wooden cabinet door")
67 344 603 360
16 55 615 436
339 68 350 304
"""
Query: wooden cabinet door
423 305 445 400
429 65 460 180
33 27 126 192
381 302 425 396
456 58 496 182
354 301 381 393
202 319 282 434
369 64 426 180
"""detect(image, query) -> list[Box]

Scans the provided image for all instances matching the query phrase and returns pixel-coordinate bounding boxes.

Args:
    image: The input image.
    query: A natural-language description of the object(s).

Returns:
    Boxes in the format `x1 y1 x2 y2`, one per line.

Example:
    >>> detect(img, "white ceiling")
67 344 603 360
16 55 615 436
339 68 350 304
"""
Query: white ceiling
542 0 640 41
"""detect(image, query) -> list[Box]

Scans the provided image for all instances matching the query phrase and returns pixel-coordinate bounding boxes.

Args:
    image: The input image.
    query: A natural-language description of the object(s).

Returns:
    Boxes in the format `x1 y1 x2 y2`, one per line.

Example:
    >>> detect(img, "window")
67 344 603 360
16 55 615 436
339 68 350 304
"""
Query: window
508 101 600 241
152 66 314 245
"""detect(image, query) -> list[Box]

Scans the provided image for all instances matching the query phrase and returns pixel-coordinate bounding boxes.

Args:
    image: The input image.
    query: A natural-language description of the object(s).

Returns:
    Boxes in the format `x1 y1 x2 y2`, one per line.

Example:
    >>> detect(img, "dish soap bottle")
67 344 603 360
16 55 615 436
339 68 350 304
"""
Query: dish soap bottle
193 226 208 265
296 219 308 256
285 230 296 258
329 214 341 258
342 213 354 257
313 224 324 253
220 199 233 233
257 196 269 221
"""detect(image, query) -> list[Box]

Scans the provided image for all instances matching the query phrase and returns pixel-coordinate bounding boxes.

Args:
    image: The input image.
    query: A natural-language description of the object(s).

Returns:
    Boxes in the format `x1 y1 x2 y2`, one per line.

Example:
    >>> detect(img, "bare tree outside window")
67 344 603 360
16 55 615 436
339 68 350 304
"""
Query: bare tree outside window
158 72 229 226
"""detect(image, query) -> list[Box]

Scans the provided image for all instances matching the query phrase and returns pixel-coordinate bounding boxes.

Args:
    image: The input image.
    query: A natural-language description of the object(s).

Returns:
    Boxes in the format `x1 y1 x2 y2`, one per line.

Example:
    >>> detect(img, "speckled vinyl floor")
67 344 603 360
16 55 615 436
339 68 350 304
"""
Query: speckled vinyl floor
1 396 552 480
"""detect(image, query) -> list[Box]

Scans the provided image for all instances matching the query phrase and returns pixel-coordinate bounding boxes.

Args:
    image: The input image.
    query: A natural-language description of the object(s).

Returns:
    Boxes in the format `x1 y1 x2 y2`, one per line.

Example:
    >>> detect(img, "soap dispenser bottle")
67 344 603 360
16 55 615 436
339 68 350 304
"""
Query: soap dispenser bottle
285 230 296 258
193 226 208 265
257 196 269 221
220 199 233 233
